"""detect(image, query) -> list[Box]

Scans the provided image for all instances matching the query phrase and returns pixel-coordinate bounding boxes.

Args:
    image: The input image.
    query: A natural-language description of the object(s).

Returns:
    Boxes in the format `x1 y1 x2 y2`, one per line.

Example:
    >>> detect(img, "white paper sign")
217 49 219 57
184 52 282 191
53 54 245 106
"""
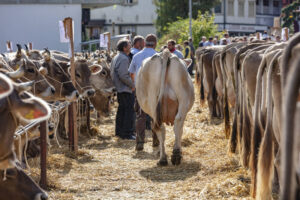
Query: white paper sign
59 21 70 43
28 43 33 50
100 34 108 48
281 28 289 41
6 42 12 52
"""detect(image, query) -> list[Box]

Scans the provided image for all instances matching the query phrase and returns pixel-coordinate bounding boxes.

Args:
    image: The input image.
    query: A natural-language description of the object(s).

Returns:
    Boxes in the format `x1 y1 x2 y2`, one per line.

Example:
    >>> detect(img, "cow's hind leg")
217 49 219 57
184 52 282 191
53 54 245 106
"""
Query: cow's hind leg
156 125 168 166
171 112 186 165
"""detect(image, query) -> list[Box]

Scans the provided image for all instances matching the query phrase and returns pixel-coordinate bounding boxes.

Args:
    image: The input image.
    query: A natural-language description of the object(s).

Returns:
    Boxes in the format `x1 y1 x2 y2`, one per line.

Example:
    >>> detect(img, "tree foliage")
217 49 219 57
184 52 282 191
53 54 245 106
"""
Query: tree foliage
157 12 222 49
155 0 221 36
281 1 300 31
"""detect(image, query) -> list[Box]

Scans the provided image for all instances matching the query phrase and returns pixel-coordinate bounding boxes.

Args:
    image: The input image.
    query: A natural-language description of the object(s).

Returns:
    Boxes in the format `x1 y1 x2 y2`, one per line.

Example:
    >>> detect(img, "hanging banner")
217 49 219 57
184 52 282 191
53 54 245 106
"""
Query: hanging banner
59 20 70 43
6 41 12 52
281 27 289 41
100 34 109 48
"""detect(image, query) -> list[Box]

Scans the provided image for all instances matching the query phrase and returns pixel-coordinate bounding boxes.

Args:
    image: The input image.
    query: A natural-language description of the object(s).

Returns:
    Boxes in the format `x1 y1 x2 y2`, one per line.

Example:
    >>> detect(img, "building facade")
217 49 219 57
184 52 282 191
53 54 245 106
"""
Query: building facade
0 0 124 52
214 0 283 35
88 0 156 39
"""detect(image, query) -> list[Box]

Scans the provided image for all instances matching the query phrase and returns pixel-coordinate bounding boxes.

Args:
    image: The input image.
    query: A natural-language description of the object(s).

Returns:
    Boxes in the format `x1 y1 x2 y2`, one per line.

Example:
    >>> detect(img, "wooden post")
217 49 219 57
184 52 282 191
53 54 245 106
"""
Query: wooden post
64 17 78 152
112 22 115 36
86 99 91 132
39 121 47 190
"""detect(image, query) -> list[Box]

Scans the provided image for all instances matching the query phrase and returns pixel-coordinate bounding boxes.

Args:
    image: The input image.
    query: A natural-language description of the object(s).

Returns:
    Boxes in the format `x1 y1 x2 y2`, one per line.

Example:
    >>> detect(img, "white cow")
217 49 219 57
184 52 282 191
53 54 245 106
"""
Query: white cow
136 49 194 166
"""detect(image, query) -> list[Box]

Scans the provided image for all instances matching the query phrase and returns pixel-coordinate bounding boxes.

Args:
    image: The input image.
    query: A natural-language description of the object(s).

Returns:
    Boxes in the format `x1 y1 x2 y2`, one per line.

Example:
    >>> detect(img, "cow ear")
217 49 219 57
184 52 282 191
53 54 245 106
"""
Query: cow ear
16 96 51 123
0 73 13 99
39 67 48 76
89 64 102 74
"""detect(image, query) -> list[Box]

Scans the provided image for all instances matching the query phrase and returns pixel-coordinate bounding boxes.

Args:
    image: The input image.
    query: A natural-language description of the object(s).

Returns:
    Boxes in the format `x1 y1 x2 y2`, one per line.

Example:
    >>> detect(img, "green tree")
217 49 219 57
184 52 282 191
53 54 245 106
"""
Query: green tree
157 12 223 50
155 0 221 36
281 1 300 32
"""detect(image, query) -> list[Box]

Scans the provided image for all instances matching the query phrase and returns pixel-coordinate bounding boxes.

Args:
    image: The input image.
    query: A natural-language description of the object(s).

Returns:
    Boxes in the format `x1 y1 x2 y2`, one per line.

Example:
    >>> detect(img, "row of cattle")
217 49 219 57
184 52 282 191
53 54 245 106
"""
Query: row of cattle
0 44 116 200
195 33 300 199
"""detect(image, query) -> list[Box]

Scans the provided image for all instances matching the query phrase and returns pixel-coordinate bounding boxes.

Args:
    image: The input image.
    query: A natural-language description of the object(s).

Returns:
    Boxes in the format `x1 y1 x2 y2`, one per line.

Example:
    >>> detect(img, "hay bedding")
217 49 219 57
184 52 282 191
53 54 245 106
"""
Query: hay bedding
26 87 253 200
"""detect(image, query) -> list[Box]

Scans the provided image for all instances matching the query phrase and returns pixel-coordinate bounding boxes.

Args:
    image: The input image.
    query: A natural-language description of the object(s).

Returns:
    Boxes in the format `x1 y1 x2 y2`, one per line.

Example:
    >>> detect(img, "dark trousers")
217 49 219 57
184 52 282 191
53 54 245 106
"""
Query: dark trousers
135 99 158 145
188 57 195 76
116 92 135 138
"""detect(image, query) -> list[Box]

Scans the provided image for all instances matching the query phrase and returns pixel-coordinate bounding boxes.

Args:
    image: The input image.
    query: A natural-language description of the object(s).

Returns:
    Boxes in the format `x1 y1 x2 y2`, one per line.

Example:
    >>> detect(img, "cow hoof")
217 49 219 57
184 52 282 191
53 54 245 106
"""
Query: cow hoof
157 159 168 166
171 149 182 165
135 143 144 151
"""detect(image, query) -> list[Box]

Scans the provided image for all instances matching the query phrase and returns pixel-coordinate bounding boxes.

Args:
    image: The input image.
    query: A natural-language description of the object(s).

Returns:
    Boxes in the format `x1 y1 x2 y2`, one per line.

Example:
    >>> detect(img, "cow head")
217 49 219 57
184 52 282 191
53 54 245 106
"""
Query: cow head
89 63 115 97
0 167 48 200
40 49 78 101
6 59 55 99
7 44 27 70
59 59 96 98
0 80 51 170
24 45 43 61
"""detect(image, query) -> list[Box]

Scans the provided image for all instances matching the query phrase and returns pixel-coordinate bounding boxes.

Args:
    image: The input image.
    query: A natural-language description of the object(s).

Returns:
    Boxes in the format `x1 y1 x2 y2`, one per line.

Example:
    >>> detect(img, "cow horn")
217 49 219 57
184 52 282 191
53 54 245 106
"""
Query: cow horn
16 81 33 92
6 63 25 80
16 44 22 58
24 44 28 51
43 48 51 61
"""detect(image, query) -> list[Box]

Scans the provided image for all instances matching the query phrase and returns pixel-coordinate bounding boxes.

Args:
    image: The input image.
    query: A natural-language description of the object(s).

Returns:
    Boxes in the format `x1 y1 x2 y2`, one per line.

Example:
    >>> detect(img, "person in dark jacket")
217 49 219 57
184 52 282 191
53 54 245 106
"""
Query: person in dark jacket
111 39 136 140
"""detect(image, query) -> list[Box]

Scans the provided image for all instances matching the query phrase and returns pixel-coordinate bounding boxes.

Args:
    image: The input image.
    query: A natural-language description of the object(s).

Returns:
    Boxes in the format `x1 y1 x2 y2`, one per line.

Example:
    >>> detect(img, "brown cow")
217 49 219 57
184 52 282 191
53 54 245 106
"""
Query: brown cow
0 76 50 200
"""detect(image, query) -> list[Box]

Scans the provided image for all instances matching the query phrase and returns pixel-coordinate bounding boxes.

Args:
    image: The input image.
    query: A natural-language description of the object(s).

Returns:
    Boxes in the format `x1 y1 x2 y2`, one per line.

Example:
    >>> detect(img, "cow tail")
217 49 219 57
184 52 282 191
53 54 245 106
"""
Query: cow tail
212 54 218 117
154 49 171 131
256 51 281 200
250 54 267 198
220 51 230 139
281 55 300 200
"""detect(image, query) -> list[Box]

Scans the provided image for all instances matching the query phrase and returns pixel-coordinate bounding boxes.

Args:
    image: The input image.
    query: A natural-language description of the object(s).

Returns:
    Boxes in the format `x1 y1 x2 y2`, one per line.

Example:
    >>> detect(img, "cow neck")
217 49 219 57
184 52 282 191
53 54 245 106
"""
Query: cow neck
0 97 16 175
44 60 73 99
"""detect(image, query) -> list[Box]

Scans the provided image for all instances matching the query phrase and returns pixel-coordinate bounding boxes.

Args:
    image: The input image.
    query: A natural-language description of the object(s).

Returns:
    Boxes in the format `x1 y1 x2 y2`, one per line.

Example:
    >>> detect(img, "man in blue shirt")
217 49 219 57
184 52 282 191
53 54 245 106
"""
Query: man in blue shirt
167 40 184 59
129 35 145 60
129 34 159 151
204 37 214 46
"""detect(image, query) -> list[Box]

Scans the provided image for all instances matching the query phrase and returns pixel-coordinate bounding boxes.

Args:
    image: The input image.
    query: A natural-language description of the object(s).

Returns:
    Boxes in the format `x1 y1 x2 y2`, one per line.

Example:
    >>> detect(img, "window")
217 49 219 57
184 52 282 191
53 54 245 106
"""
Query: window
249 1 255 17
238 0 244 17
273 0 279 7
263 0 269 6
214 3 222 14
120 26 136 34
124 0 138 5
228 0 234 16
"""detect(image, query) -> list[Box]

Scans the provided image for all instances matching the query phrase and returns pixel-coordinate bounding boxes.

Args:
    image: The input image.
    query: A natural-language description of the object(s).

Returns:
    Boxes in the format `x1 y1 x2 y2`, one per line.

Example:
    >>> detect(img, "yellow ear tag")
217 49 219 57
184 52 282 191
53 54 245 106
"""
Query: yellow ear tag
25 110 35 120
16 65 19 70
25 109 45 120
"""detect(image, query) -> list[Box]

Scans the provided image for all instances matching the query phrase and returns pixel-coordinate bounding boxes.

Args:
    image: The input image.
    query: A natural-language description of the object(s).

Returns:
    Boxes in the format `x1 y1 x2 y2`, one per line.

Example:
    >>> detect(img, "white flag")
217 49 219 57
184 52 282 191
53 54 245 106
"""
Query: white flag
59 21 70 43
100 34 108 48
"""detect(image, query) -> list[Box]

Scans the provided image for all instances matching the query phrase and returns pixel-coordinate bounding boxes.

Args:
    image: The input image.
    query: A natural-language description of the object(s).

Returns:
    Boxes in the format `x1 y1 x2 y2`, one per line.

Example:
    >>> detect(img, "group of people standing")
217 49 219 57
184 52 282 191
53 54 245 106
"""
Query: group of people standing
110 34 195 151
110 34 158 151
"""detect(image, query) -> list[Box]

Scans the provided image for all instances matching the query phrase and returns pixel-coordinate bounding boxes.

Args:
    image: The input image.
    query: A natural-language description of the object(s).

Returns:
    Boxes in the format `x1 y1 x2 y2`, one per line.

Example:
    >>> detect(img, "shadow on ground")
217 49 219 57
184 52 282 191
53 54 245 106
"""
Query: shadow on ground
139 161 201 182
132 150 159 160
